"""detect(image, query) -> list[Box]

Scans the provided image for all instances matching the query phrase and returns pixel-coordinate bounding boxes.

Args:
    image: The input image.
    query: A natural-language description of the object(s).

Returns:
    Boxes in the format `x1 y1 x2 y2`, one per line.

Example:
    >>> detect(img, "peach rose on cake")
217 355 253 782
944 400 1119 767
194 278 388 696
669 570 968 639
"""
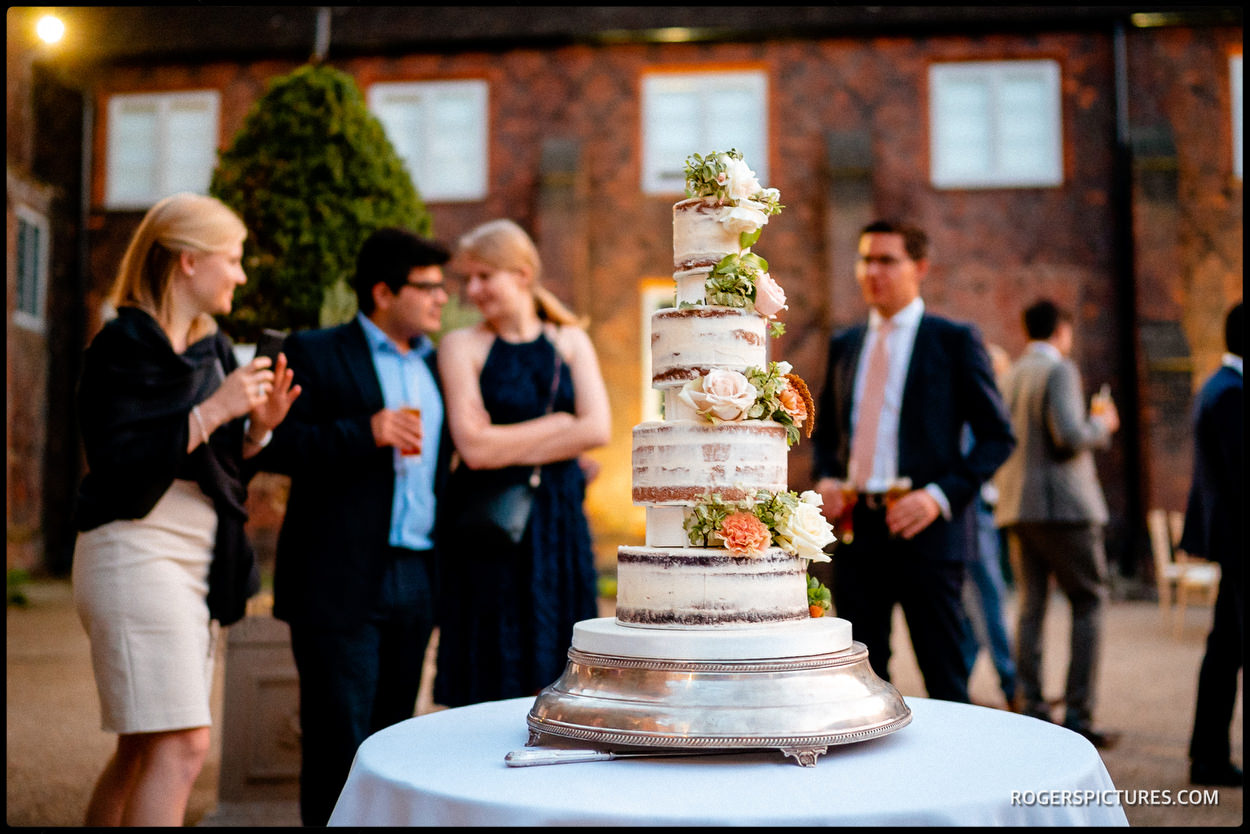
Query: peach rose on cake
678 369 757 423
753 272 788 318
717 511 773 557
776 492 836 562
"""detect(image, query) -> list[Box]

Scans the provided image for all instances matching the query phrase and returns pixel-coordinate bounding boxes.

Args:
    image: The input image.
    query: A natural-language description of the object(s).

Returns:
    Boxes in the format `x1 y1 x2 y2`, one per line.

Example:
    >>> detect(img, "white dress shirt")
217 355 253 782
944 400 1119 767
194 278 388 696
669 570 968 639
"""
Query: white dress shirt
851 297 952 517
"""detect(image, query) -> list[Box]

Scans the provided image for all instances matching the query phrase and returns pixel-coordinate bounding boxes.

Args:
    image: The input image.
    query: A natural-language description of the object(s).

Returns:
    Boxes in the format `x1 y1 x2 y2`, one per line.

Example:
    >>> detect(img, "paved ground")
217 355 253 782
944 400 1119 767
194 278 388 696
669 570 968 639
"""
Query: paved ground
6 576 1242 827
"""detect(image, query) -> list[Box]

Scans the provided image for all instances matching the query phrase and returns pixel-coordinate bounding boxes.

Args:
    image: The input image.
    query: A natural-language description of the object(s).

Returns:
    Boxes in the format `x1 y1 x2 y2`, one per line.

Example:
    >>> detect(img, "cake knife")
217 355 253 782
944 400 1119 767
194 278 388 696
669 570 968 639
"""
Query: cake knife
504 747 725 766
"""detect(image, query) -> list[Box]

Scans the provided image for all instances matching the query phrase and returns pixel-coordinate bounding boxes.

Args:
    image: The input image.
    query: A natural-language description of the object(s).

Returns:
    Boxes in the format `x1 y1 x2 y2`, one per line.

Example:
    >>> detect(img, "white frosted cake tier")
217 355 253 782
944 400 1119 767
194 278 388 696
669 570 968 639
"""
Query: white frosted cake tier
631 421 787 504
651 306 767 388
616 546 808 626
572 616 853 660
673 196 744 271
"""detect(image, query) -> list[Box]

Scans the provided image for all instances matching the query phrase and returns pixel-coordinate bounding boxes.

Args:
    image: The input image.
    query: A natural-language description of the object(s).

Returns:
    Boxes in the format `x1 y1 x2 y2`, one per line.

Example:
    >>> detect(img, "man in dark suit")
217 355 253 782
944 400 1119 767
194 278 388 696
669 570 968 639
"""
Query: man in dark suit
993 299 1120 748
1182 301 1243 787
257 228 452 825
811 219 1015 704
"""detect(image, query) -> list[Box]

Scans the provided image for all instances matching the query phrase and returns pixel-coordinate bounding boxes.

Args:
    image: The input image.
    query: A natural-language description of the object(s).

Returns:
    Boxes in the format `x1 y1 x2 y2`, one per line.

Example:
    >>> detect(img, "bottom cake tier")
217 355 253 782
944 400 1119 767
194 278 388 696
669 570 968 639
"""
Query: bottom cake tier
615 545 809 627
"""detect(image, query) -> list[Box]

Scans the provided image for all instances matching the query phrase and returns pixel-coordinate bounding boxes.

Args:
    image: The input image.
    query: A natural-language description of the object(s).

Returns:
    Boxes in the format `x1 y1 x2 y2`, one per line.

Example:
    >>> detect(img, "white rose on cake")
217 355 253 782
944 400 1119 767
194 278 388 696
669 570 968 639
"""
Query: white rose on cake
720 154 763 202
717 204 769 236
678 369 757 423
776 495 836 562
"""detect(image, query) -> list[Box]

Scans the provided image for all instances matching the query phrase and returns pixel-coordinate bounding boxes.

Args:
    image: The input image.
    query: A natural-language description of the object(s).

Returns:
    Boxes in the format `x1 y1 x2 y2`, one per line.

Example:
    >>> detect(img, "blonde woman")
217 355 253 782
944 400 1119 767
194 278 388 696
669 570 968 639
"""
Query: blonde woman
434 218 610 707
71 193 299 825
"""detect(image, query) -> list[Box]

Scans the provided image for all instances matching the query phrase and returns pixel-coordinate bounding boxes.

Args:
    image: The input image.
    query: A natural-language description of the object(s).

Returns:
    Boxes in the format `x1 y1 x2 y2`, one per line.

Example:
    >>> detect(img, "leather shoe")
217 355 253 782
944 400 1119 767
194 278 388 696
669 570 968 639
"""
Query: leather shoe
1190 760 1243 787
1064 722 1119 750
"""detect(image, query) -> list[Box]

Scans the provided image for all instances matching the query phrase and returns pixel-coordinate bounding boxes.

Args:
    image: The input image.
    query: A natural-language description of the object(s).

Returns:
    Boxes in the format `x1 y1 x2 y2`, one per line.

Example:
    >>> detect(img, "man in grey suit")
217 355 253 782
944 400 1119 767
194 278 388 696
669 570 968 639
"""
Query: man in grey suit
994 299 1120 748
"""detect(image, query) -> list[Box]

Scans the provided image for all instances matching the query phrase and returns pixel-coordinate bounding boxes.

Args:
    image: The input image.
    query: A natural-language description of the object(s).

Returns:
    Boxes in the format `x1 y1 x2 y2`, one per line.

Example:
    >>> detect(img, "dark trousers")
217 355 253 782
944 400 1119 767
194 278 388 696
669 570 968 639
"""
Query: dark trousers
1008 522 1107 727
831 502 970 703
1190 564 1244 765
288 550 435 826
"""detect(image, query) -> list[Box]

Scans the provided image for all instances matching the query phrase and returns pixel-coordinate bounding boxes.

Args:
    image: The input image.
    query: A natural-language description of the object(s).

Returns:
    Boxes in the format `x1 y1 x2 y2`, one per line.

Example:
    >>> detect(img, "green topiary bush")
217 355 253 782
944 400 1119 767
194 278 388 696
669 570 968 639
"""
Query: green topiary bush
210 63 432 342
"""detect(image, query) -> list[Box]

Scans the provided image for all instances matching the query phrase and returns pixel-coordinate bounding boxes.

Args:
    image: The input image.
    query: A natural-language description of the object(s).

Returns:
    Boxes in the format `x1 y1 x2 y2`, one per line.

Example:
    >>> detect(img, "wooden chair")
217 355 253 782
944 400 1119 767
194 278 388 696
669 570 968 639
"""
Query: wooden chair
1147 508 1220 637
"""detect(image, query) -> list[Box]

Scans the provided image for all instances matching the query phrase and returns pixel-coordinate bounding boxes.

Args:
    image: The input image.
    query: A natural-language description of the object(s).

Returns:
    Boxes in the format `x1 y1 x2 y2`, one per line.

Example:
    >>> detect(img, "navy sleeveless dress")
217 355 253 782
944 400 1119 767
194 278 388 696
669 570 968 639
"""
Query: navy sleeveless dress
433 333 599 707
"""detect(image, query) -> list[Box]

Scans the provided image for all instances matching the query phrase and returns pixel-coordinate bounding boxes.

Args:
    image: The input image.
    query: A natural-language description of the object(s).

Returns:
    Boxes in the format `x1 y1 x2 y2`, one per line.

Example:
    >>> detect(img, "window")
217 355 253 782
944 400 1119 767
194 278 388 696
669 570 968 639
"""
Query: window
1232 54 1242 180
14 206 50 332
641 71 768 195
105 91 221 209
929 60 1063 189
368 80 489 202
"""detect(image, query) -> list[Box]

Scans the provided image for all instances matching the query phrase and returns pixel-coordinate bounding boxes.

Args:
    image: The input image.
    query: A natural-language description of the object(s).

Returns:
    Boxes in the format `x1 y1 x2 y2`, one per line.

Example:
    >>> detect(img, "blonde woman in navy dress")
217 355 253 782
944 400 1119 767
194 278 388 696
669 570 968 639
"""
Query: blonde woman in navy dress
434 219 611 706
71 193 299 825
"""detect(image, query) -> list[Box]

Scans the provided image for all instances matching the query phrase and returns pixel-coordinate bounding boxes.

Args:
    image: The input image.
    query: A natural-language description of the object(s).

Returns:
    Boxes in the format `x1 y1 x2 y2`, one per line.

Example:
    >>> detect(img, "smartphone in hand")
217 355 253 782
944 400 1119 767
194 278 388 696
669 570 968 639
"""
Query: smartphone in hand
255 329 287 366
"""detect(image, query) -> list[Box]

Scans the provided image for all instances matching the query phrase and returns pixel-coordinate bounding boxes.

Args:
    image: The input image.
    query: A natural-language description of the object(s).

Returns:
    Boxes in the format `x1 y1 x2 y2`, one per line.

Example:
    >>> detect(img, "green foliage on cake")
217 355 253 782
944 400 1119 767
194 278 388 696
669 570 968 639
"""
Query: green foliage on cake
683 149 783 217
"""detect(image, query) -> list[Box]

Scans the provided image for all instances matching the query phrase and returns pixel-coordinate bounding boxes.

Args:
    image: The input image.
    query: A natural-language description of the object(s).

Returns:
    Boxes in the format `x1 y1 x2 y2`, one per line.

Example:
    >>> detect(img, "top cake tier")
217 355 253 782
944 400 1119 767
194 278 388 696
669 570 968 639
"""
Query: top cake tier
672 197 747 272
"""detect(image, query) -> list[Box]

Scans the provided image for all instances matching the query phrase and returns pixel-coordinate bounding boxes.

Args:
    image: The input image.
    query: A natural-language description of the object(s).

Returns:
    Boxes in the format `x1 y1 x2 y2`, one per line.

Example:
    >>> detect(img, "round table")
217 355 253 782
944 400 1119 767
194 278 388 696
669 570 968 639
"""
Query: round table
328 696 1129 826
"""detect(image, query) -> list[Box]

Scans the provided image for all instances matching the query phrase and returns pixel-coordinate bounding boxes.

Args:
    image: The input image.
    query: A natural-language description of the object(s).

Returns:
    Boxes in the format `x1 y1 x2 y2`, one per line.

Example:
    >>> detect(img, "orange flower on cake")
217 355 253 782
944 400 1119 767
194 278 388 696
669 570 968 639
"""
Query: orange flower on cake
777 382 807 426
717 511 773 557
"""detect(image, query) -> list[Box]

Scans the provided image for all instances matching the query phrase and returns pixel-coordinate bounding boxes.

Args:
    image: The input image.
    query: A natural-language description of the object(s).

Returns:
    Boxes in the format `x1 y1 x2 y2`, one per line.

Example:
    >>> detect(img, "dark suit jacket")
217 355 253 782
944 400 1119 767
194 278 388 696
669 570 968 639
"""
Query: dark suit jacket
257 318 452 629
811 312 1016 563
1180 364 1244 569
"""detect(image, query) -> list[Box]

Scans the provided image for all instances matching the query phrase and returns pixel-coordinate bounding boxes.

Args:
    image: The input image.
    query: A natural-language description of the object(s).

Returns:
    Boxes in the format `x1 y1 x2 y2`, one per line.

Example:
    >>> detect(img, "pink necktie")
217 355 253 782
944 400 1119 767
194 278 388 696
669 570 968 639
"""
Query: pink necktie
849 320 892 491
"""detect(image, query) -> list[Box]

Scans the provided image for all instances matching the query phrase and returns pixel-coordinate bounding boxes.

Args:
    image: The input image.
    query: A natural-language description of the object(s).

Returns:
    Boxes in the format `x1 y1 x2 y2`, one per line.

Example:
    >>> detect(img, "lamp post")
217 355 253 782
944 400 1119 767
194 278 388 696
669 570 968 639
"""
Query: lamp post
11 7 93 575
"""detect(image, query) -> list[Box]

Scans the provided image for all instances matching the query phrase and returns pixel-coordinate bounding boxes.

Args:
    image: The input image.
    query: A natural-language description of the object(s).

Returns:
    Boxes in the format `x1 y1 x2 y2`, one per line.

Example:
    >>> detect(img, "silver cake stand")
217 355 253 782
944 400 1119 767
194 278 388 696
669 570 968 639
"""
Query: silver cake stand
524 631 912 766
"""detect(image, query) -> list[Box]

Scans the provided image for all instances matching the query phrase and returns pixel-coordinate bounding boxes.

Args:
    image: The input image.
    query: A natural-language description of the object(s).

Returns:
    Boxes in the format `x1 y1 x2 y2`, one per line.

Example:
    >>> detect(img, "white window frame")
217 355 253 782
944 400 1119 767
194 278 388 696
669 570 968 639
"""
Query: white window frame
367 79 489 203
641 70 769 195
14 205 50 333
1232 54 1242 180
104 90 221 209
929 60 1063 189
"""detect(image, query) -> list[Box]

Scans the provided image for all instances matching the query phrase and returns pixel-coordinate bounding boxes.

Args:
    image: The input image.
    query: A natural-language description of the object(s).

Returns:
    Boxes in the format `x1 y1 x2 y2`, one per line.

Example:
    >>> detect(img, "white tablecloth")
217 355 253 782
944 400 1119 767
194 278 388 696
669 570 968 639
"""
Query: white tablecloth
329 696 1129 826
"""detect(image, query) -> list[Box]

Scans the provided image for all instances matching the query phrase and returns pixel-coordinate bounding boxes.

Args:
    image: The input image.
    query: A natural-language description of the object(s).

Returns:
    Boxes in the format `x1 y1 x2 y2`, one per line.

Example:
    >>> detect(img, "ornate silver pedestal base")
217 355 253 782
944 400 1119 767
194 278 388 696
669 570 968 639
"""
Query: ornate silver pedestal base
525 640 911 766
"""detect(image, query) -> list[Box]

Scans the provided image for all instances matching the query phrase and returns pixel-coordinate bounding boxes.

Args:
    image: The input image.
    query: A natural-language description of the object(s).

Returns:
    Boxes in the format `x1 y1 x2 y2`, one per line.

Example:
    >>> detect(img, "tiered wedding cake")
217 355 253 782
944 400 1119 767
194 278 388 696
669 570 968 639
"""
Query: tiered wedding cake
523 152 909 765
589 149 847 652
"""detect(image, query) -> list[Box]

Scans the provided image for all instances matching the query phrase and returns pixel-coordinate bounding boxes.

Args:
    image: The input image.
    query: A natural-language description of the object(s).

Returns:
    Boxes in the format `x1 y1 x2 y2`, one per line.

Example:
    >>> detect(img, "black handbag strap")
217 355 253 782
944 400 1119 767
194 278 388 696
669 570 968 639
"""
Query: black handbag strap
543 326 564 413
529 326 565 487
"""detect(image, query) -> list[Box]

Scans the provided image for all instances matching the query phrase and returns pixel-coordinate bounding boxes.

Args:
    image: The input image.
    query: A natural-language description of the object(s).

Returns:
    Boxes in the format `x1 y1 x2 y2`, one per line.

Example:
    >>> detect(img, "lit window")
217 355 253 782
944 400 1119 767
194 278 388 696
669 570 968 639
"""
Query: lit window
1232 55 1242 180
368 80 489 202
105 91 220 209
929 60 1062 189
14 206 50 332
641 71 768 195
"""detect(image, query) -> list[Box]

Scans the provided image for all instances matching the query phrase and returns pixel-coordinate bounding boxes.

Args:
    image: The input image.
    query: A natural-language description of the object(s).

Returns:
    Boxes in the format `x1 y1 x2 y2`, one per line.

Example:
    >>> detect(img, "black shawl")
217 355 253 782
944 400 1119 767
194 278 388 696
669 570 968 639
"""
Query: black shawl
75 306 258 625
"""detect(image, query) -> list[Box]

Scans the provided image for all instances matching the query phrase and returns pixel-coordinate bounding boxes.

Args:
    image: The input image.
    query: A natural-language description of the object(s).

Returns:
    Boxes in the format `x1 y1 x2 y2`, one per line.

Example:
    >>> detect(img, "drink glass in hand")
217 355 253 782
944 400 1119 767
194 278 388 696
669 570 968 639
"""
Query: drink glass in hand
885 477 913 510
1090 384 1112 417
400 406 422 456
834 480 858 545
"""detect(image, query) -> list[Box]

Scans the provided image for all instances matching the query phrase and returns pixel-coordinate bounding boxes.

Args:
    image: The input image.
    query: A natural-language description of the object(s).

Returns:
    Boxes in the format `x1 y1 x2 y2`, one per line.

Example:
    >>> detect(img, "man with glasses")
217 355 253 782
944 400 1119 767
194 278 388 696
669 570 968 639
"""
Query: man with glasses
811 219 1015 705
255 227 453 825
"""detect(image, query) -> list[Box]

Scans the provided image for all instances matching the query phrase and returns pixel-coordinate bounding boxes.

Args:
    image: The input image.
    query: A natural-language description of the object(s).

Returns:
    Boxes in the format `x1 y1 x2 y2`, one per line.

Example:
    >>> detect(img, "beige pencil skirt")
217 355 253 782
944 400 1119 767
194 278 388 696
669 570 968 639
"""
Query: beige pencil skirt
72 479 220 735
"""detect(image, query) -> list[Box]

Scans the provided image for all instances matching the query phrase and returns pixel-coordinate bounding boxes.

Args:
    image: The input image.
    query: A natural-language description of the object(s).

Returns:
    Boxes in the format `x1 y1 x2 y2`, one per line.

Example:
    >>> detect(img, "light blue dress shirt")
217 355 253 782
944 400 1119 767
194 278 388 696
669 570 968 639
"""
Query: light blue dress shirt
357 313 442 551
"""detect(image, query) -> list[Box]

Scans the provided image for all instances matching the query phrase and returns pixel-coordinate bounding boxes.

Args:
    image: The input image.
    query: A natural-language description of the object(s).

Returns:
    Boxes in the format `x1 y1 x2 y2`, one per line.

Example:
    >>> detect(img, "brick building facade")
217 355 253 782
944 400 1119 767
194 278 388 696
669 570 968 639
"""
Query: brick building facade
7 7 1242 584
